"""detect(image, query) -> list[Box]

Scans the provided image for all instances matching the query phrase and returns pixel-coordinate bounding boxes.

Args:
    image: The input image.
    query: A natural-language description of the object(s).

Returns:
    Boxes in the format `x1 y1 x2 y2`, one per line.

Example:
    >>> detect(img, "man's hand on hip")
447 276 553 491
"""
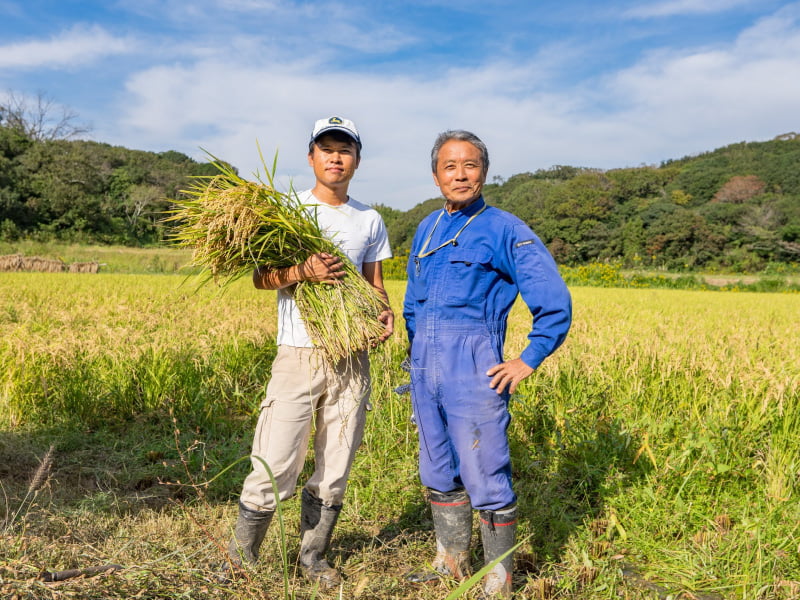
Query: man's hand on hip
487 358 534 395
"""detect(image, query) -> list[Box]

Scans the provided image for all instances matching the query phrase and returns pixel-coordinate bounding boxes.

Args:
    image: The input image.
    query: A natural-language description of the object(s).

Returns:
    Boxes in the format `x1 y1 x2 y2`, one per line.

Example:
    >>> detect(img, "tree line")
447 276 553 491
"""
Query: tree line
376 135 800 272
1 95 799 272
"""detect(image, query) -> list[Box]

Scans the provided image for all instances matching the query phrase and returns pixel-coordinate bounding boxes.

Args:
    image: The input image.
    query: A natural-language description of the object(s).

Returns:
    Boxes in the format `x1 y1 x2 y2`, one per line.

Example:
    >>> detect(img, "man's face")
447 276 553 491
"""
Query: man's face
307 134 360 188
432 139 486 208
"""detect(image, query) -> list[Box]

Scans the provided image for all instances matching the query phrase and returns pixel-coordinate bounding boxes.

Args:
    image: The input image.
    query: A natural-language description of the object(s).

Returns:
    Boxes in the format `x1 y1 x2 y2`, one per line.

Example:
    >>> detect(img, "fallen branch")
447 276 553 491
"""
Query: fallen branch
40 564 123 582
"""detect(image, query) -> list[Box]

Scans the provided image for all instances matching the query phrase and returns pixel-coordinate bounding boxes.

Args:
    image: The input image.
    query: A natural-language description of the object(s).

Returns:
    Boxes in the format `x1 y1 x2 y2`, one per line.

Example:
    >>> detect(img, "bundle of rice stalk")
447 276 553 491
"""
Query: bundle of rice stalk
165 151 387 363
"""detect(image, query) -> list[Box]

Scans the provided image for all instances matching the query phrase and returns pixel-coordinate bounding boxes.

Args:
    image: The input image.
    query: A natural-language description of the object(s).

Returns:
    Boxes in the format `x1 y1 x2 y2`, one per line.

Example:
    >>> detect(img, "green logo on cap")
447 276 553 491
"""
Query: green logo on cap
329 117 343 124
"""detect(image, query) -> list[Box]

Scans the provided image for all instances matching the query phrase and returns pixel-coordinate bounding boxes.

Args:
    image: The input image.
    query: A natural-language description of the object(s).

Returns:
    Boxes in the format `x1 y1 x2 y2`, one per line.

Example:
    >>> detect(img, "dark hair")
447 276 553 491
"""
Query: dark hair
430 130 489 175
308 130 361 159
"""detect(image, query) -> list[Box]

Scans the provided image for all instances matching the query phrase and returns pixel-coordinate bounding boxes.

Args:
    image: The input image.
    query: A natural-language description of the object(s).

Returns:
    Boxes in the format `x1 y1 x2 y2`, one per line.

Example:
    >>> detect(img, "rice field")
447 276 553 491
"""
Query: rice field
1 271 798 599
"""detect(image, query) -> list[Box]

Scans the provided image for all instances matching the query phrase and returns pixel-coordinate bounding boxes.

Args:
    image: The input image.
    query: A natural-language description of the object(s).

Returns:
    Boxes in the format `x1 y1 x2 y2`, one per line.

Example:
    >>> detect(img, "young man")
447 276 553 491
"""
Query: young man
403 130 572 598
226 116 393 588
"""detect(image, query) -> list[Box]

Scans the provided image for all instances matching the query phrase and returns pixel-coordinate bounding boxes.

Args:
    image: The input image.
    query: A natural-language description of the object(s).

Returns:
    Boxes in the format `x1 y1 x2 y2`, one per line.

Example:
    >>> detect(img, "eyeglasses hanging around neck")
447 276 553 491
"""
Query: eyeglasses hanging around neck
417 203 488 258
414 203 488 272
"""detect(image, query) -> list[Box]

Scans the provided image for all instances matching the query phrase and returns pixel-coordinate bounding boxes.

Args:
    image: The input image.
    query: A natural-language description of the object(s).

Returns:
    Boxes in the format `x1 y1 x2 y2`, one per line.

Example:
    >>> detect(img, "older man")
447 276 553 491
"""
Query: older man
403 130 572 598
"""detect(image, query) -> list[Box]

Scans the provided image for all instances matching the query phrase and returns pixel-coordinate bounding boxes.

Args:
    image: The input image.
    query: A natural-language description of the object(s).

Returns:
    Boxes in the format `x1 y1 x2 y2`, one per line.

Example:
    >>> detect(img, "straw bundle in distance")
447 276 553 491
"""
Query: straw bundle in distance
166 152 387 363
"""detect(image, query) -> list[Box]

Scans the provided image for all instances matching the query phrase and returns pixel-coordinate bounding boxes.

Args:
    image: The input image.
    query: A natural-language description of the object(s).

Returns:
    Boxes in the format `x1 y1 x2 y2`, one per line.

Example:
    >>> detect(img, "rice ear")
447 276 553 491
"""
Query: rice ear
165 147 386 362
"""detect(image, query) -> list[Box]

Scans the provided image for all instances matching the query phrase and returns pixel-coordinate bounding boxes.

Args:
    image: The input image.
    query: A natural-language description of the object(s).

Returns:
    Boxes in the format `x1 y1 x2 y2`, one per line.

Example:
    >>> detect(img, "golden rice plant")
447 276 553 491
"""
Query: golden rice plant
165 150 386 363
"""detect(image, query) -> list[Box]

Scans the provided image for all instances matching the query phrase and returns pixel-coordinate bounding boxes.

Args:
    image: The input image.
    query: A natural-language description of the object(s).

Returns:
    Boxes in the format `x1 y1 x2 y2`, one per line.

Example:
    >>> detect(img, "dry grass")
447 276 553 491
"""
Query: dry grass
2 277 799 598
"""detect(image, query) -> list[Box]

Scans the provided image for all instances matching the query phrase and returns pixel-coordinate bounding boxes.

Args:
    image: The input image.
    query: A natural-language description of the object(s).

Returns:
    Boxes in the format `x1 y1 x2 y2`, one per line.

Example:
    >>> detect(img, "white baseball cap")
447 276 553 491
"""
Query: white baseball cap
310 116 362 148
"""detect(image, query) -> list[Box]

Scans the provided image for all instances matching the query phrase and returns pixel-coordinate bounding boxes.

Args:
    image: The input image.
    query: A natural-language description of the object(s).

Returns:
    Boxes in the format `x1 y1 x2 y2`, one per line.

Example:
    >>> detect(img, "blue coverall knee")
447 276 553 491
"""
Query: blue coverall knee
410 323 516 511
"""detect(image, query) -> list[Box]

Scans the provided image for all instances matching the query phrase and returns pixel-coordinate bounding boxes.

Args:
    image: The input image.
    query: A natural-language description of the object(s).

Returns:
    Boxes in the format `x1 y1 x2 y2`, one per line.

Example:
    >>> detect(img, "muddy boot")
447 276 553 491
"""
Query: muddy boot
215 502 274 583
299 488 342 589
227 502 274 567
407 488 472 583
479 504 517 598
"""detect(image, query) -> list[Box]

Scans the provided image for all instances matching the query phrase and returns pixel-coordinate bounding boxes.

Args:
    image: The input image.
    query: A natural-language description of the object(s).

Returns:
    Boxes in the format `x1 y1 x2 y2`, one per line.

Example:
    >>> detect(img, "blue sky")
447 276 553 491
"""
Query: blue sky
1 0 798 210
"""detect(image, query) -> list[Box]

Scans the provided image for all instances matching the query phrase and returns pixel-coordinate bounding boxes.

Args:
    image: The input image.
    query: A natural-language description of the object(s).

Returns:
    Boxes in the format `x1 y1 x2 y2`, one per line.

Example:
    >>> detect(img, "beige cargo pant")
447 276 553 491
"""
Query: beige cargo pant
240 345 371 511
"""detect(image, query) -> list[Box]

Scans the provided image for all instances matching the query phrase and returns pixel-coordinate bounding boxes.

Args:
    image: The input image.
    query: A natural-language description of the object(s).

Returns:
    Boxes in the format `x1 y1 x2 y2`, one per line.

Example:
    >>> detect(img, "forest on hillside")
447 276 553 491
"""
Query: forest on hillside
2 101 799 272
375 134 800 272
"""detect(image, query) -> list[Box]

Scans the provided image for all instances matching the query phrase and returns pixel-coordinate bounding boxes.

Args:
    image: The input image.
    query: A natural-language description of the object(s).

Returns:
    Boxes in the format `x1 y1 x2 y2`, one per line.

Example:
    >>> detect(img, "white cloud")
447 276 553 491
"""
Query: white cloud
736 2 800 54
125 0 415 56
98 0 800 211
103 59 447 204
593 5 800 157
0 24 134 70
624 0 758 19
22 1 785 211
217 0 283 11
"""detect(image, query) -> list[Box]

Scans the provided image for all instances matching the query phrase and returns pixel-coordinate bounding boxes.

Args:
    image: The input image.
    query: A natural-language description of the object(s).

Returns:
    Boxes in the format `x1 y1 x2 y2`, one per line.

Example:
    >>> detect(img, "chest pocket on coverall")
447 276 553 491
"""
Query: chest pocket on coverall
444 248 494 305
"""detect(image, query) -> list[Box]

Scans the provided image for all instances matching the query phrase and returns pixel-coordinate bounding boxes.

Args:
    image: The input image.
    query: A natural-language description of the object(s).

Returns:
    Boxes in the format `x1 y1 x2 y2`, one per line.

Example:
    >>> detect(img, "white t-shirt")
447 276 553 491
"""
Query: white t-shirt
276 189 393 347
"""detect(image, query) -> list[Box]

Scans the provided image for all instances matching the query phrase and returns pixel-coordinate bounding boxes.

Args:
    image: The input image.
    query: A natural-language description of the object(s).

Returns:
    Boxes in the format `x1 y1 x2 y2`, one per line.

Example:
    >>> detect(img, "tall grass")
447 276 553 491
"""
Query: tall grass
503 288 800 598
1 273 798 598
0 273 274 429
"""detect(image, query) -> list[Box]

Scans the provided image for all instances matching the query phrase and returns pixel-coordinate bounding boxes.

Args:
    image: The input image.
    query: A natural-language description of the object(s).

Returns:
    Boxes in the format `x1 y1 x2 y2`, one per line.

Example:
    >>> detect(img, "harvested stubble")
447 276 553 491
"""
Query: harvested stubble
0 254 67 273
0 253 23 271
166 156 386 363
68 261 100 274
0 254 99 273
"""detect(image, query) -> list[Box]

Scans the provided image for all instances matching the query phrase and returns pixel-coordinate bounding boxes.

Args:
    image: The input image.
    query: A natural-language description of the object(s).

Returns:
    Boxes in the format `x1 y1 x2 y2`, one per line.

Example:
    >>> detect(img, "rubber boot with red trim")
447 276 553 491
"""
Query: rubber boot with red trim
479 503 516 598
407 487 472 582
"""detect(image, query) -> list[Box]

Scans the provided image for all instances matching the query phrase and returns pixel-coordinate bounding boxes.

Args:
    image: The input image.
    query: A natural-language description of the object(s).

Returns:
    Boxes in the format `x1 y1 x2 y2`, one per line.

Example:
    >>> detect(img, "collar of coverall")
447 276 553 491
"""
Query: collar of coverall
444 195 486 218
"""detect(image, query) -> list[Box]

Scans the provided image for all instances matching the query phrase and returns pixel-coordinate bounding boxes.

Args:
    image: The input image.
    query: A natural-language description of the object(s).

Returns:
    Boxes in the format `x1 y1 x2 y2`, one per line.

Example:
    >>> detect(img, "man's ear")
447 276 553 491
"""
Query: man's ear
432 172 440 188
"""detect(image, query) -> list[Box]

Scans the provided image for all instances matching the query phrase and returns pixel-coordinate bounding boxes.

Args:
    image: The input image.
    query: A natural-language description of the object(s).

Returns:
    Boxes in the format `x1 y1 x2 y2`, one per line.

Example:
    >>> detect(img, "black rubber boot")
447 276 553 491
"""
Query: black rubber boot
478 504 517 598
227 501 274 567
407 488 472 583
299 488 342 589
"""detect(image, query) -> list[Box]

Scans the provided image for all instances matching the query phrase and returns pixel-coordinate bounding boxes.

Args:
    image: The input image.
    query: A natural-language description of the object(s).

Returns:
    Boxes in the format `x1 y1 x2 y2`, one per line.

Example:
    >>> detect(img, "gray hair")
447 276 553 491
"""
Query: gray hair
430 130 490 175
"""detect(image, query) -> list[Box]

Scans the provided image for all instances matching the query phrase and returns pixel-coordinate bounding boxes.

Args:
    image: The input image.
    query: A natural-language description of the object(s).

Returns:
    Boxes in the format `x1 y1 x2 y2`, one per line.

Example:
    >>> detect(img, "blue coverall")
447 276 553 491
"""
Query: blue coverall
403 197 572 510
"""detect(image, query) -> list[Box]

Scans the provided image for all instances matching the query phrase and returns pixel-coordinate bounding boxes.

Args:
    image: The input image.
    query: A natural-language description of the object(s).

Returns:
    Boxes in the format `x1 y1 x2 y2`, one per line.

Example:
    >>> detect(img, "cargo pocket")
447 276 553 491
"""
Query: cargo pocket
444 248 493 305
411 271 429 302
